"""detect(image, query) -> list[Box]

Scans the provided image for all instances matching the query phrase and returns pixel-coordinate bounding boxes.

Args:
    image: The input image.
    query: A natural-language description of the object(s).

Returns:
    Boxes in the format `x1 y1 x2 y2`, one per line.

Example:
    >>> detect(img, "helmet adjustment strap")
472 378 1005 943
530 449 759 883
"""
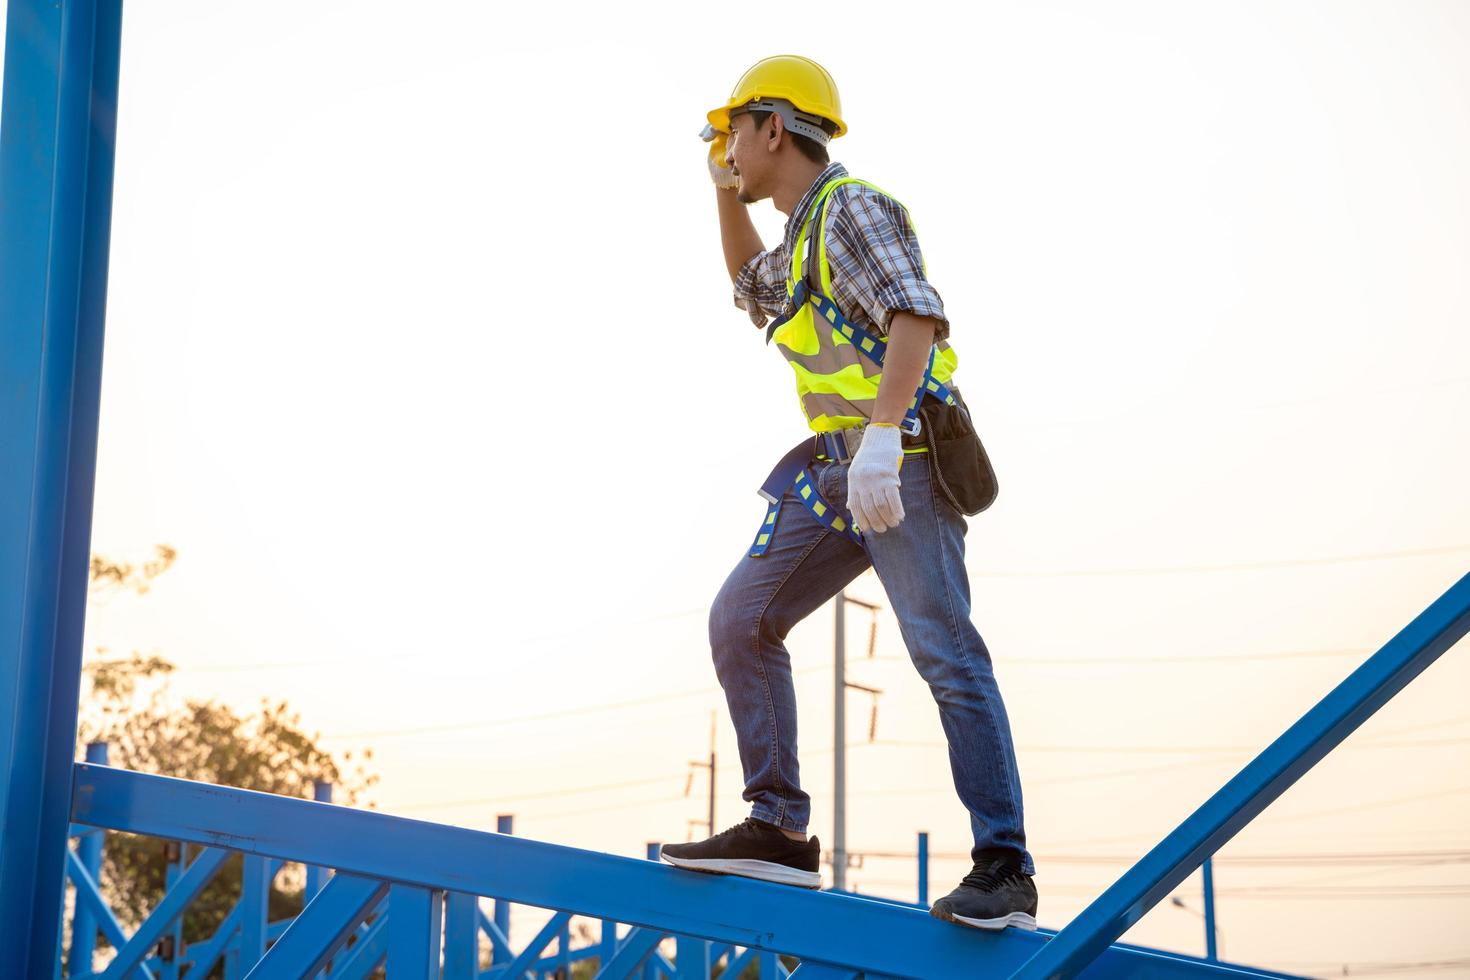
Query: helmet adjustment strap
730 97 832 146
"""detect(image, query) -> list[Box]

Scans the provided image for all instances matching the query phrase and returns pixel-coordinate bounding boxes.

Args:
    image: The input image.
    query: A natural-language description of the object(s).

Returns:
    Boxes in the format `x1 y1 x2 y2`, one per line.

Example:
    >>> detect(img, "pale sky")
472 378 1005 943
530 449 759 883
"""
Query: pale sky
11 1 1469 974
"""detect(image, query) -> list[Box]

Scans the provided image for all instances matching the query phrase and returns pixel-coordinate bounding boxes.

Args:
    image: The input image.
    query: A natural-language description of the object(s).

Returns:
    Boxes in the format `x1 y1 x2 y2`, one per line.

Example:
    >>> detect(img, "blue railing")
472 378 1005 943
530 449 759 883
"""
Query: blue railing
64 762 1312 979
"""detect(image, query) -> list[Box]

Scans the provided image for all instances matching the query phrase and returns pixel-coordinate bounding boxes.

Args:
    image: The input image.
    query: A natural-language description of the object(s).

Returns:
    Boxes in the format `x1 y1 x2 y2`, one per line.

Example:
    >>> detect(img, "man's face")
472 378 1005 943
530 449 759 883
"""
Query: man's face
726 112 773 205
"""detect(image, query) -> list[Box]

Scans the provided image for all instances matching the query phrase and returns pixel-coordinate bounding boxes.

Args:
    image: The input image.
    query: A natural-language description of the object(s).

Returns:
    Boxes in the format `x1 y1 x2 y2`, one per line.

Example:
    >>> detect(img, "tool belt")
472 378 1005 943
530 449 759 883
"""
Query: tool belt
817 390 997 516
918 388 998 516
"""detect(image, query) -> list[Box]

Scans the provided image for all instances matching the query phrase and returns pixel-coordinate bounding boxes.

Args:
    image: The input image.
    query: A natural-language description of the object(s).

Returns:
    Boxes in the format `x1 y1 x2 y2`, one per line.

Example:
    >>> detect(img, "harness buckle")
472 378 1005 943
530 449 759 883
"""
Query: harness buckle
900 416 923 438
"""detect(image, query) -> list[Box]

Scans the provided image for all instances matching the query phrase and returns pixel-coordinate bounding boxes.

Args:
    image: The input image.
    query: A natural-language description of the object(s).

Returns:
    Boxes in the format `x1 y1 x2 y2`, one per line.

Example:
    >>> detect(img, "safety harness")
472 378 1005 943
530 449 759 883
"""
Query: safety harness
749 182 958 557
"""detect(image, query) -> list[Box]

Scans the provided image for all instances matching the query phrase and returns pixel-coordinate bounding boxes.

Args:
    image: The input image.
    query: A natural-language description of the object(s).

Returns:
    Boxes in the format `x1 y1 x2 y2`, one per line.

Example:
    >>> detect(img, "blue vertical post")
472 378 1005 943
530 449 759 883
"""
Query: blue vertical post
239 854 271 966
67 743 110 975
644 843 661 980
600 918 618 974
386 883 444 979
916 832 929 906
444 892 479 980
0 1 127 977
1202 856 1218 961
160 841 186 980
557 915 572 977
491 814 513 966
304 781 333 900
675 935 710 979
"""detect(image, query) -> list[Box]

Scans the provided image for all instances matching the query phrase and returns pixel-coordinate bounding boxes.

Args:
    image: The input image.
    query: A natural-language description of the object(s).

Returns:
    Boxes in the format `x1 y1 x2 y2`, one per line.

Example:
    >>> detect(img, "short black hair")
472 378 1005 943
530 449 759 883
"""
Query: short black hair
744 109 838 166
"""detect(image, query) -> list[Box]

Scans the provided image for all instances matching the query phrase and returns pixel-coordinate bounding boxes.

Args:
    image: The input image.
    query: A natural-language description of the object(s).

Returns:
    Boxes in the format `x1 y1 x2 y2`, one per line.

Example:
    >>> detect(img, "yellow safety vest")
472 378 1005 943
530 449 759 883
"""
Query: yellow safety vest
770 176 960 434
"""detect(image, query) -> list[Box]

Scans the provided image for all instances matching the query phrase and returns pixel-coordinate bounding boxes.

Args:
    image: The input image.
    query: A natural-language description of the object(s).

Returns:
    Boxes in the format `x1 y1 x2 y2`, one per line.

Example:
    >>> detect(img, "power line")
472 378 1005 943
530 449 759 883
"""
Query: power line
318 664 834 741
866 734 1470 755
967 543 1470 579
146 544 1470 676
1274 957 1470 976
178 605 710 674
849 848 1470 867
517 793 691 823
1047 785 1470 848
872 647 1378 666
392 773 687 812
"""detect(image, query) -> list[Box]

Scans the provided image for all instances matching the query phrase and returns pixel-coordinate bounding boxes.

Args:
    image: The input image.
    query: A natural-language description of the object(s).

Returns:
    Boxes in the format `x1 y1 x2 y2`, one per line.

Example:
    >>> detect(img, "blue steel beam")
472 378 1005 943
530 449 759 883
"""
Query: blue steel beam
1016 570 1470 978
245 872 387 979
0 0 126 975
71 765 1304 979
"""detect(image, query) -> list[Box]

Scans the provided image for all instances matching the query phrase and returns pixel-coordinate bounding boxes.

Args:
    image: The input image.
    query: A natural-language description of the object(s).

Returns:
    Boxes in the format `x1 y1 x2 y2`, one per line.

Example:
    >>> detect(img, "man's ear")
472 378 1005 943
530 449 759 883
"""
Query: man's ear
765 113 785 151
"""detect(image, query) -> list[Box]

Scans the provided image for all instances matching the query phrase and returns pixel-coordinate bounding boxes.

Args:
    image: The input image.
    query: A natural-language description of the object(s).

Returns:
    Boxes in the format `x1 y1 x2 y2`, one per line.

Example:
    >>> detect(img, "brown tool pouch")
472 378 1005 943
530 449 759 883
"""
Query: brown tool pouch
920 391 998 516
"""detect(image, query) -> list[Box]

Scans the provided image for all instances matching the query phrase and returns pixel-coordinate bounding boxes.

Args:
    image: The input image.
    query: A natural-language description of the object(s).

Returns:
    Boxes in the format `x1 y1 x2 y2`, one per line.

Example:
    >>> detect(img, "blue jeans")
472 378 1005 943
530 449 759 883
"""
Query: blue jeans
709 449 1035 875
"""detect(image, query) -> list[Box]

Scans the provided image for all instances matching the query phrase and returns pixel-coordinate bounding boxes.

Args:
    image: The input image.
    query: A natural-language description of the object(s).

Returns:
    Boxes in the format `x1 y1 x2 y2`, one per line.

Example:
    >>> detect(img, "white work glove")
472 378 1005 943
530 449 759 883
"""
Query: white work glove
700 123 739 190
847 423 905 534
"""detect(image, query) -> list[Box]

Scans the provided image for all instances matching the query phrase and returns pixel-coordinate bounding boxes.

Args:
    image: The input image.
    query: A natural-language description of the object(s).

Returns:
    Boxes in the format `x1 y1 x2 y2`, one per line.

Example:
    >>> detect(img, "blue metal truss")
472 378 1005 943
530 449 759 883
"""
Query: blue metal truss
3 1 1468 977
63 763 1318 979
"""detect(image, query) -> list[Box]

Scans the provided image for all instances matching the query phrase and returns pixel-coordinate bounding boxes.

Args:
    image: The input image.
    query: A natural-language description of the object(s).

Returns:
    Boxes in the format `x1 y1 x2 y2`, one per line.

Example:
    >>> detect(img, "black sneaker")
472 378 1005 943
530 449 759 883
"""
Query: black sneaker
929 857 1039 931
659 816 823 888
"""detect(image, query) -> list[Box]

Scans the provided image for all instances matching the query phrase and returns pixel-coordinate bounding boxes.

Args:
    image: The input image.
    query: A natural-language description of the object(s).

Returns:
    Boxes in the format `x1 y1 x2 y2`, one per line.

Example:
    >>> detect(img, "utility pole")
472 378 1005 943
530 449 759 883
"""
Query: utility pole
834 591 846 890
1202 856 1218 961
687 711 717 839
833 590 882 892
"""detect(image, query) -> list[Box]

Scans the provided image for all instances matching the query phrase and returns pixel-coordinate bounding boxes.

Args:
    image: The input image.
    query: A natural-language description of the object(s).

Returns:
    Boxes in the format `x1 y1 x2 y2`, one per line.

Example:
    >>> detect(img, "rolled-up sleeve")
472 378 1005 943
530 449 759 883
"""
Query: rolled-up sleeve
828 188 949 340
733 246 791 328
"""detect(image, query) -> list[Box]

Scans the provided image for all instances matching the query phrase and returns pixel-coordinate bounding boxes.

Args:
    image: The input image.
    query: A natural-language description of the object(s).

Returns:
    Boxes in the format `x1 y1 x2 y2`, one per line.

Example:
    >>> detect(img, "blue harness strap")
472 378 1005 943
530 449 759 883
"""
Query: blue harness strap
749 436 864 556
807 291 959 432
751 181 960 556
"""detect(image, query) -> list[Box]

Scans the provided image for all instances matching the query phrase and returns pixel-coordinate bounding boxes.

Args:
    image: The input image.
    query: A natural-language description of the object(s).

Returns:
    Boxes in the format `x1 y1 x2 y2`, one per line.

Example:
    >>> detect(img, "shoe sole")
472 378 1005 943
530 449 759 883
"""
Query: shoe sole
929 905 1038 932
659 851 823 889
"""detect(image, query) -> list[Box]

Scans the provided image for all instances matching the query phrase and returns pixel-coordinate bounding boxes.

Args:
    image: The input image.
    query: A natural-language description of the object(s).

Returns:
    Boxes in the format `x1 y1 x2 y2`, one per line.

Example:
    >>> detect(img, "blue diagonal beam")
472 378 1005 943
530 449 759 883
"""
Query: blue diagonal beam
98 846 230 980
324 905 389 980
1016 570 1470 979
64 847 153 979
595 928 665 979
71 764 1302 979
181 903 240 980
477 906 516 963
496 910 572 980
787 964 860 980
244 872 387 979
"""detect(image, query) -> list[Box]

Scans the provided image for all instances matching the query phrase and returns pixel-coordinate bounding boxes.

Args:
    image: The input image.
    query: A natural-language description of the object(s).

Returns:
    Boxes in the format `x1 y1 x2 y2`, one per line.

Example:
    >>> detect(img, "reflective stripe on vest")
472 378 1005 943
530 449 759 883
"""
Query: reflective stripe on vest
769 176 960 434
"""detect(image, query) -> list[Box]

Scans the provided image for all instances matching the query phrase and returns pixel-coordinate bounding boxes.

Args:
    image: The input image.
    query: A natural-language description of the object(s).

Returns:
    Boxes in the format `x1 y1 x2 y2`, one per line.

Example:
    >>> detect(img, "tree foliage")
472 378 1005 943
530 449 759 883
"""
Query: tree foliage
73 546 378 962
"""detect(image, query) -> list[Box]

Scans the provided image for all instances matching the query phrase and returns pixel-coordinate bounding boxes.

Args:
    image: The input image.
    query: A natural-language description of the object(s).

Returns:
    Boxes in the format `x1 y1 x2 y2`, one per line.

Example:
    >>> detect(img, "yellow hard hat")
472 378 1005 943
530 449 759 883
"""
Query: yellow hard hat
707 55 847 142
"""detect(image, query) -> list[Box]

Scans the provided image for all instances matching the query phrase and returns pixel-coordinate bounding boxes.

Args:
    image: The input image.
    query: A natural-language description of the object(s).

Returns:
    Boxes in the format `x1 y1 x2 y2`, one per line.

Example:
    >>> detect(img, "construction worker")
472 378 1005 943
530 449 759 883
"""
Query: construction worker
658 55 1039 933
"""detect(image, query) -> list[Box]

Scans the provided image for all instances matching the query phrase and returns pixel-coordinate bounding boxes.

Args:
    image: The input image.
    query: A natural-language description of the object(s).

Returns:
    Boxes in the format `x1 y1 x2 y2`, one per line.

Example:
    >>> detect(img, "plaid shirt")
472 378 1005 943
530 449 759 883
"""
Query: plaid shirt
732 162 949 341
